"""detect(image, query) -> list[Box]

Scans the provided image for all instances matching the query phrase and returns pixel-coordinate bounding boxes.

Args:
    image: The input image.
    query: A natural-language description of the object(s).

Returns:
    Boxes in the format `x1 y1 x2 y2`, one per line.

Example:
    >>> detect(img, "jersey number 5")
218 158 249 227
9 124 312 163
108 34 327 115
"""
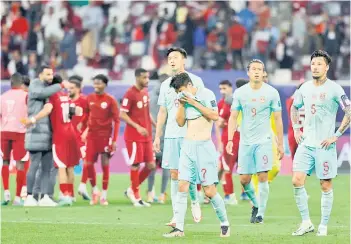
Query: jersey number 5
61 102 70 123
311 104 316 114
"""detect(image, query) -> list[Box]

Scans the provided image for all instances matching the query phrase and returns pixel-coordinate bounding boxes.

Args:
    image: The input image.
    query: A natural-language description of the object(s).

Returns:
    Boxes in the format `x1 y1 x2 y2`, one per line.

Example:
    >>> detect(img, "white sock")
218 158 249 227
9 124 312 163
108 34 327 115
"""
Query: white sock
79 183 87 191
93 186 99 193
14 196 21 202
101 190 107 199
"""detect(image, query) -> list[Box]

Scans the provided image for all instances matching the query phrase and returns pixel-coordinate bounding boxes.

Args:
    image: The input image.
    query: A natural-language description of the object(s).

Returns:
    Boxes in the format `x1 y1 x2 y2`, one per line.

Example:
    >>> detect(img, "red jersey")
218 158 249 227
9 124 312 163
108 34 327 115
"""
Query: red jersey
48 92 75 144
71 94 89 135
121 86 152 142
218 98 231 143
86 93 120 142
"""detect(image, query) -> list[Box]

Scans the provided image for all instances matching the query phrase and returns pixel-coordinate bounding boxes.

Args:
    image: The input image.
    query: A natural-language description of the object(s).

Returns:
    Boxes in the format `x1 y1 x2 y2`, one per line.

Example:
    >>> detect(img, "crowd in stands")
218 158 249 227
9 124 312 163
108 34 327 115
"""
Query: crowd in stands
1 0 350 81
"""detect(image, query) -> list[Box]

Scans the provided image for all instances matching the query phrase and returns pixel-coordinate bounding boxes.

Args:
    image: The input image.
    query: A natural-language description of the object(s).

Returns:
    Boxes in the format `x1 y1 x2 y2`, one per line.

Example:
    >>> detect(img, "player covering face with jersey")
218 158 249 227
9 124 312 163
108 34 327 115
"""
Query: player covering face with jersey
290 50 350 236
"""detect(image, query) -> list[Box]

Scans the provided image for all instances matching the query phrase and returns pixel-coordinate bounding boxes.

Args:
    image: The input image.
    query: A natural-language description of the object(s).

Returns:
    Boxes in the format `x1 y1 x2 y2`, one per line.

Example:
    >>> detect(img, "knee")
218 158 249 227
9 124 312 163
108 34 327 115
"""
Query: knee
147 163 156 170
178 180 189 193
257 172 268 182
131 164 140 171
292 175 304 187
16 162 25 170
320 179 332 192
170 170 178 180
204 185 217 198
240 176 251 186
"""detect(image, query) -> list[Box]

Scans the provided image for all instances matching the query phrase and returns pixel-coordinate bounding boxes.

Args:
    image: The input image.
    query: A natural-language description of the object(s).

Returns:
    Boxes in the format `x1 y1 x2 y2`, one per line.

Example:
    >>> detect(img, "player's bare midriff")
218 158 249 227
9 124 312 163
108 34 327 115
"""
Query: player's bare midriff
186 116 213 141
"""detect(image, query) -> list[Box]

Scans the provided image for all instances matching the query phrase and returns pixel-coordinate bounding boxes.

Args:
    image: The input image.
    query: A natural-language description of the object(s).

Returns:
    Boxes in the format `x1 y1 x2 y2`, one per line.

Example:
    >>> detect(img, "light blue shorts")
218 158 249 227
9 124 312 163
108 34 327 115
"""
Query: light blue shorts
178 139 218 186
237 142 273 175
293 144 337 179
161 138 184 170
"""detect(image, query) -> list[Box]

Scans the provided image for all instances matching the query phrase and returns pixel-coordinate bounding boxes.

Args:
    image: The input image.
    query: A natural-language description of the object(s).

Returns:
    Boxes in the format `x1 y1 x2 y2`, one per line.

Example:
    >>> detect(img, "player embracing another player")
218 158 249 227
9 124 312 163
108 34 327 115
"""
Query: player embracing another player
80 74 120 206
163 73 230 238
120 68 155 207
226 59 284 224
290 50 350 236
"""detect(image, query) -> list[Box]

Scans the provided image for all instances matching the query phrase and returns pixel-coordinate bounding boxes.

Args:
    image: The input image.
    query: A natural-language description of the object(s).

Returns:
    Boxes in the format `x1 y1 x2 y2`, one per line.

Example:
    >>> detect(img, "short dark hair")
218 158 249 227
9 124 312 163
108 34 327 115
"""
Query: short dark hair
170 73 192 91
236 78 249 88
93 74 109 85
166 47 187 58
135 68 148 77
247 59 265 71
10 73 23 87
310 50 332 65
219 80 232 87
68 75 83 88
39 64 52 74
52 74 63 85
159 74 169 83
22 75 30 87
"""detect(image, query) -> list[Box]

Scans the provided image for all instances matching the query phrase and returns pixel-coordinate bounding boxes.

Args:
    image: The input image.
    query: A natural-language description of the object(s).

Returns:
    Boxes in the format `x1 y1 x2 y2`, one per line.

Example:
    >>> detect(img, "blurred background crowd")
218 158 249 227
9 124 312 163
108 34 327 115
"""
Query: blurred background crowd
1 0 350 82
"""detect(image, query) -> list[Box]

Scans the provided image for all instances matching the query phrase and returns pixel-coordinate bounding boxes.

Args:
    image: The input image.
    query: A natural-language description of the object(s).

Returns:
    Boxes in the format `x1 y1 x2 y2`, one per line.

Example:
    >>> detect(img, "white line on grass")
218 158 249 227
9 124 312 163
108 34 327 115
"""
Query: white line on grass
1 220 348 229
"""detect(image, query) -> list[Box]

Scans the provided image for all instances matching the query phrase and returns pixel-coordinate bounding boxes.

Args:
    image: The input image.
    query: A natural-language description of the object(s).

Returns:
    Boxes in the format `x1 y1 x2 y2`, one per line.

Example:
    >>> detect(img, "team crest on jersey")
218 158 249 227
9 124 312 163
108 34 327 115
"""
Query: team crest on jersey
260 96 265 103
137 101 143 108
101 102 108 109
320 93 326 101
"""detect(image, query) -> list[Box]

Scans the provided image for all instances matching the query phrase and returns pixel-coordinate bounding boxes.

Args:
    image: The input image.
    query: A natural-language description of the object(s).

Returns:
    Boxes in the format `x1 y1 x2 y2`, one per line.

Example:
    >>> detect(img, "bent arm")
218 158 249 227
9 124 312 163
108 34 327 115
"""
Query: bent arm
120 111 140 129
336 106 351 135
228 110 239 140
29 83 62 100
273 111 284 147
192 102 219 121
33 103 53 122
155 106 167 138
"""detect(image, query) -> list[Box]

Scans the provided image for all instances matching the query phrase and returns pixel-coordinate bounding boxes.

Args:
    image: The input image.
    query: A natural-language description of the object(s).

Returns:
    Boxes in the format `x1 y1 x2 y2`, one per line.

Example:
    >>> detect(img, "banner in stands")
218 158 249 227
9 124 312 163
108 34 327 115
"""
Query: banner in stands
1 71 350 174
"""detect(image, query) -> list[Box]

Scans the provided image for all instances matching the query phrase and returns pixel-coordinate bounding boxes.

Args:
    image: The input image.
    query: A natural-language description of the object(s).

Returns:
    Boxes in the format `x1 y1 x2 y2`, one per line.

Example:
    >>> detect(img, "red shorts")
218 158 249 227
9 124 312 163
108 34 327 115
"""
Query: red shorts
219 132 240 171
125 140 155 165
52 133 80 168
86 136 112 163
1 132 29 161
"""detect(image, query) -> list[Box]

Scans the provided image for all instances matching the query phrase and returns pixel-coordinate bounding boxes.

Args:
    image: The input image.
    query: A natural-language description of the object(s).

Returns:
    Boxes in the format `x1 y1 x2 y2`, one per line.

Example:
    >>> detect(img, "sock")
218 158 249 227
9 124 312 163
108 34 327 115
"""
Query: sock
224 172 234 195
321 189 333 226
171 179 178 218
60 183 67 195
243 183 258 208
197 184 201 191
189 183 198 202
210 193 229 226
24 161 29 186
2 165 9 190
68 184 74 197
160 169 170 193
102 190 107 199
251 174 259 195
257 181 270 217
81 164 89 184
16 169 25 197
131 169 140 199
93 186 99 194
139 166 151 185
102 165 109 190
88 164 96 187
147 169 156 192
294 186 310 221
175 192 188 232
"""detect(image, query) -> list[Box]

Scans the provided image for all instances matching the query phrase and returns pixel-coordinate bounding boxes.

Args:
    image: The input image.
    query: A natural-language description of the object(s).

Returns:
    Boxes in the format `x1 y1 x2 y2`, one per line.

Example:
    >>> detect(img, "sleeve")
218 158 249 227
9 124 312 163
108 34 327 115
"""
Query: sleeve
191 75 205 89
292 89 304 109
204 90 218 111
231 90 241 111
29 82 62 100
46 96 54 105
110 97 120 142
120 90 133 113
157 82 167 107
271 89 282 112
334 85 350 110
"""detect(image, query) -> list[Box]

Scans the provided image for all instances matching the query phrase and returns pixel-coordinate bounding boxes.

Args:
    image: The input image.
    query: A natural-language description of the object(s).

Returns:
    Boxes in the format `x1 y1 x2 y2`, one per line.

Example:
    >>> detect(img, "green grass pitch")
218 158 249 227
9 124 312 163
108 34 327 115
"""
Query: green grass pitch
1 174 350 244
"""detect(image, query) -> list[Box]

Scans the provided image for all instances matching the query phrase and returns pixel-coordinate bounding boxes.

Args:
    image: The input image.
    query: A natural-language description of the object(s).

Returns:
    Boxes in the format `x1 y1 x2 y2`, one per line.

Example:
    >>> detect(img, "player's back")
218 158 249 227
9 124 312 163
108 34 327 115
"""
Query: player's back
158 71 204 138
294 79 346 148
232 83 281 145
0 89 28 133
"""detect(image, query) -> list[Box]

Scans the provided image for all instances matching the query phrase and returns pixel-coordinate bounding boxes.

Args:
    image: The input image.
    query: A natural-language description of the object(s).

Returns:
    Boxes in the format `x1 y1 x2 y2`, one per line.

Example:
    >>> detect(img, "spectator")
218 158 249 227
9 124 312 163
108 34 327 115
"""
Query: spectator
9 8 29 38
7 49 27 75
105 16 124 44
207 22 227 69
276 32 295 69
227 17 247 70
60 24 77 71
303 25 323 54
27 22 41 53
27 52 39 80
193 21 207 69
324 22 341 79
41 6 64 41
237 2 257 35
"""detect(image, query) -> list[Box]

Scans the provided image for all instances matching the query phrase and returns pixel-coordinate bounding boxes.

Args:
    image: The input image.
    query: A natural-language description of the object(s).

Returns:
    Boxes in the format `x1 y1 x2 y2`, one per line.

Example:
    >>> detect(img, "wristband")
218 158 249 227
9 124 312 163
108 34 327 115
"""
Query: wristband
334 131 342 138
293 124 302 129
30 117 36 124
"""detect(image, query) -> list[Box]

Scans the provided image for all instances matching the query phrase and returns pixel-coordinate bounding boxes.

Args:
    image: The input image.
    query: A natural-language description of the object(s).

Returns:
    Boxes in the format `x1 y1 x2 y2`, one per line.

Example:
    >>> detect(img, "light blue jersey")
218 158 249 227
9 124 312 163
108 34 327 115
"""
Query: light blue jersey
293 80 349 148
183 88 218 120
231 82 282 145
158 71 204 139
